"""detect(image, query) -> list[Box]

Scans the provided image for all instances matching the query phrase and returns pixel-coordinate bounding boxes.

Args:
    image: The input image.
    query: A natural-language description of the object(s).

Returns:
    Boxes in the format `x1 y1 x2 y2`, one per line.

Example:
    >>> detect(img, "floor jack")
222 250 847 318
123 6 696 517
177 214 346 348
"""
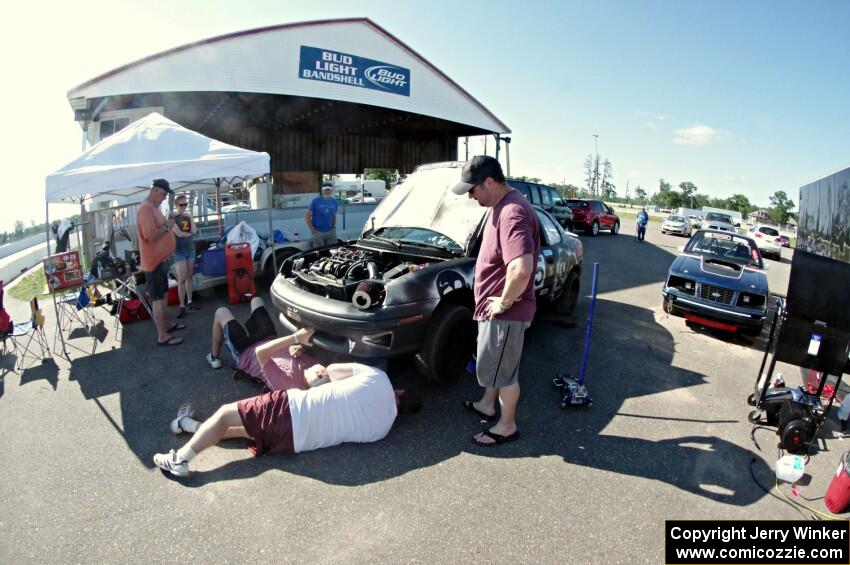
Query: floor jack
553 262 599 408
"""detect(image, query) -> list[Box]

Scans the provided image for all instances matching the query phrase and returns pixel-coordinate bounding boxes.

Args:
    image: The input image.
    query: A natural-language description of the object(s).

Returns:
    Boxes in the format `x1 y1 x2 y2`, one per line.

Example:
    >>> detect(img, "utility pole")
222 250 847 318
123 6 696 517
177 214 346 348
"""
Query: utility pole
494 133 501 162
484 135 488 155
464 137 469 161
593 134 600 198
503 136 512 176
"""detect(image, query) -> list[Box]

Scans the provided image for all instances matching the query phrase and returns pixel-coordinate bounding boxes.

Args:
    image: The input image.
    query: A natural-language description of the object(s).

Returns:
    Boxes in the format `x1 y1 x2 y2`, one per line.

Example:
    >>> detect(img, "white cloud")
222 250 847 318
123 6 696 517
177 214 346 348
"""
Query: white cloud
672 124 720 146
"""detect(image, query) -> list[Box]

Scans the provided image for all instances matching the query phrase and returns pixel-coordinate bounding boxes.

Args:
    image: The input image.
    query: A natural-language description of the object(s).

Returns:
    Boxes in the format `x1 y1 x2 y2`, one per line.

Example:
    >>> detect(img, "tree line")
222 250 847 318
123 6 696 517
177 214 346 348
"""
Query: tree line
0 215 83 246
513 154 797 226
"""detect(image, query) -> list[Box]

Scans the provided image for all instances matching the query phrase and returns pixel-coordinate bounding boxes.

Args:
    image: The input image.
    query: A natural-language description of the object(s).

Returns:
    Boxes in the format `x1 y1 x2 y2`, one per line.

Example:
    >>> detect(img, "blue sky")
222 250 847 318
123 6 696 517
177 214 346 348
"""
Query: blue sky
2 0 848 232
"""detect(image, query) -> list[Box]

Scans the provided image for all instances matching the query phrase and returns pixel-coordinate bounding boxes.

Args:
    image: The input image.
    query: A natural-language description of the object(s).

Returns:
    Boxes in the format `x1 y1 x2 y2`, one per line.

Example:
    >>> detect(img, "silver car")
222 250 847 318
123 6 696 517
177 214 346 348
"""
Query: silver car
661 214 693 236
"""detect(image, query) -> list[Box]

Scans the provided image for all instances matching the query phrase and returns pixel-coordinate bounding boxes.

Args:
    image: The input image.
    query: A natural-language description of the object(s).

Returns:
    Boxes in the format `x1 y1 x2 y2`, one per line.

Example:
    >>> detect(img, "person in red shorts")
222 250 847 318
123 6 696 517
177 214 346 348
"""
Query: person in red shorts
204 296 318 391
153 363 422 477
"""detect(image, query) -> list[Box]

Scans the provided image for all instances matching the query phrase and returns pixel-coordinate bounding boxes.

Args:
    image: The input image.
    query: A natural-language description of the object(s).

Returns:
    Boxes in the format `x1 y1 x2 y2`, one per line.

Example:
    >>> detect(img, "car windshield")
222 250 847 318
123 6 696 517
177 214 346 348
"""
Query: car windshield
685 231 761 267
759 226 779 236
372 226 463 255
705 212 733 223
565 200 587 208
667 215 685 222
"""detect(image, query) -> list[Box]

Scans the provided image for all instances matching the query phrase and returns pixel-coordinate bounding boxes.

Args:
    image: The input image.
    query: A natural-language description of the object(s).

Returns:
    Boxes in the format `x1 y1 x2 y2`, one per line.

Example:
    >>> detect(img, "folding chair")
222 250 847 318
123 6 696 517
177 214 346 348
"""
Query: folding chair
5 297 51 371
53 286 98 357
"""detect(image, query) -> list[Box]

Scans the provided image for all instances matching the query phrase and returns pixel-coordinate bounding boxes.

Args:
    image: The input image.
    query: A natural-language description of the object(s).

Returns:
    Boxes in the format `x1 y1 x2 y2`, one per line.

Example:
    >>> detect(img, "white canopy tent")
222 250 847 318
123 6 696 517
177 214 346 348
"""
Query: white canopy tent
45 112 270 204
43 113 274 358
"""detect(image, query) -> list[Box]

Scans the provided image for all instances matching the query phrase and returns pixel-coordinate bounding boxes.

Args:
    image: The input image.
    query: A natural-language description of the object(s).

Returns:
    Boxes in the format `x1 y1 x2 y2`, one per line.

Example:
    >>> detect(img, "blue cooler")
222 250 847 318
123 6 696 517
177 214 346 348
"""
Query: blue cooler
200 246 226 277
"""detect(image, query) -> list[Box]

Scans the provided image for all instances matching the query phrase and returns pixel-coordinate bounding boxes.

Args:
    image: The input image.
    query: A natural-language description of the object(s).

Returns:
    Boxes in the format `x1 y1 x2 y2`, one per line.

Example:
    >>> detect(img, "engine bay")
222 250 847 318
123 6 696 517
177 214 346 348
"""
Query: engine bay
286 245 436 308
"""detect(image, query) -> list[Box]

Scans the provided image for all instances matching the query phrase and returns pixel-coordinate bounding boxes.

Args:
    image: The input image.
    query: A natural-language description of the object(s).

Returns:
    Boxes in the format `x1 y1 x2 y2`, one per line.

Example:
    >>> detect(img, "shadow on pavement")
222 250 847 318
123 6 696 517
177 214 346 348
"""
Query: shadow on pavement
166 300 769 507
576 229 678 295
19 358 59 391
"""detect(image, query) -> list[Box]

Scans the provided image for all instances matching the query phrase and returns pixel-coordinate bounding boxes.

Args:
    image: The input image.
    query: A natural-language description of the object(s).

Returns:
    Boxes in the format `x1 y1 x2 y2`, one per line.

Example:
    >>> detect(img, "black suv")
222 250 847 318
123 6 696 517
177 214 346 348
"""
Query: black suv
508 179 574 231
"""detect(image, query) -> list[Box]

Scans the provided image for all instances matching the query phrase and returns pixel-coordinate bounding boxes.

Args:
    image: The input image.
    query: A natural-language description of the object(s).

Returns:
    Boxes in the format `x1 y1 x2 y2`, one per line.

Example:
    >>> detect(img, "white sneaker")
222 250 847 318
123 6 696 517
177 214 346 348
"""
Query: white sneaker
206 353 222 369
169 404 194 434
153 449 189 477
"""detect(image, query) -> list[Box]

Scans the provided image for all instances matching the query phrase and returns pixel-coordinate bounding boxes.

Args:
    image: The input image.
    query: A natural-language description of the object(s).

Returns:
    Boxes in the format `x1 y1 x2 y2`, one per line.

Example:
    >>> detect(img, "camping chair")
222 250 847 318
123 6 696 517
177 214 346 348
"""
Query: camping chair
4 298 51 371
53 286 98 357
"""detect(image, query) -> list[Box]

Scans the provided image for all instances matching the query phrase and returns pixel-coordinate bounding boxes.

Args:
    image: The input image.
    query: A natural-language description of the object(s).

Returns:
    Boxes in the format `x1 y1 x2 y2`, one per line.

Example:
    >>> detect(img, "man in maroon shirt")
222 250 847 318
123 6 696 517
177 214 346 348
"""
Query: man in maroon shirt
451 156 540 446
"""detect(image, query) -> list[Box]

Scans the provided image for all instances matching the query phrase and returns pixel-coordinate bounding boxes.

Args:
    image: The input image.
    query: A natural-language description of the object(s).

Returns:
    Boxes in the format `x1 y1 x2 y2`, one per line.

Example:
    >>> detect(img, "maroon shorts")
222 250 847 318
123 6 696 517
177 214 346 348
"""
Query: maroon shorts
237 390 295 456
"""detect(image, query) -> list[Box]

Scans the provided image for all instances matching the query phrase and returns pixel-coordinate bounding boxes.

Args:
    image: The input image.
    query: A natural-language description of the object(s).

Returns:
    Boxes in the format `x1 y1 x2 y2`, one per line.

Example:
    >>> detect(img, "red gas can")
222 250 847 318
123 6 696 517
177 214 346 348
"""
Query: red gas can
225 242 256 305
824 451 850 514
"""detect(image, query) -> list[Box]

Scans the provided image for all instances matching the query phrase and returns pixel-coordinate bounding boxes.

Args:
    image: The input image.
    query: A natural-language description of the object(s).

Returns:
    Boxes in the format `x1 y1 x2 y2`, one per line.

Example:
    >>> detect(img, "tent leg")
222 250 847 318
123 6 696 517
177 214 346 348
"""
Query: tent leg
52 292 70 360
44 201 51 255
268 178 277 277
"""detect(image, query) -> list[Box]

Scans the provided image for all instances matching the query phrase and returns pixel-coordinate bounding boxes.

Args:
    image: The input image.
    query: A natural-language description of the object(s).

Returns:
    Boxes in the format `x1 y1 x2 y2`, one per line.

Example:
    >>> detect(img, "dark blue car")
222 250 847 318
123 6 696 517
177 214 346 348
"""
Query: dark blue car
662 229 769 334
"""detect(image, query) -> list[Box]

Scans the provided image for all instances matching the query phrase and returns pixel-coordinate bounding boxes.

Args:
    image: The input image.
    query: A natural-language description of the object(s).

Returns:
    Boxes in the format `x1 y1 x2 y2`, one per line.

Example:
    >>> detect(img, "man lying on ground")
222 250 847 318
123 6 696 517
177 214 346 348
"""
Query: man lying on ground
154 363 422 477
206 296 318 391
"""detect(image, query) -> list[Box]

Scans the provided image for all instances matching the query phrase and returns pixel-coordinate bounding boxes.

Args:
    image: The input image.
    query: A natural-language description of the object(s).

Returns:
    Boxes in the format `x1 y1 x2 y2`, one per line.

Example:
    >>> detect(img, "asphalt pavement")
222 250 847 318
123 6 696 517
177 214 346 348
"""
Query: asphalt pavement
1 219 845 564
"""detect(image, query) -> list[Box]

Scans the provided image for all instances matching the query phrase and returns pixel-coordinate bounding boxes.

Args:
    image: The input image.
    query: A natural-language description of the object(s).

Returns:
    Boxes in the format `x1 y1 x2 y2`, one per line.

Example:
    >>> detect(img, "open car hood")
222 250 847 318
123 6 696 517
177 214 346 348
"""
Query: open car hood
362 162 487 250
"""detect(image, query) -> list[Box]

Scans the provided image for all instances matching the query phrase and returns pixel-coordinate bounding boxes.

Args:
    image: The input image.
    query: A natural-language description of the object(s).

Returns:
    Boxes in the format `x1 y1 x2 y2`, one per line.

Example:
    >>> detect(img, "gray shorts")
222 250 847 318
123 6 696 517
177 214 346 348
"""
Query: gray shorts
475 319 531 388
311 229 337 247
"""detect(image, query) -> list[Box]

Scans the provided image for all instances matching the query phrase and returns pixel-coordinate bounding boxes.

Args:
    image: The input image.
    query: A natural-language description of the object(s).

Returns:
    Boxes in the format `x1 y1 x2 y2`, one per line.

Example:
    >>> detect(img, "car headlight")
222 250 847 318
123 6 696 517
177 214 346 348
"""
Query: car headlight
737 293 766 308
667 275 695 294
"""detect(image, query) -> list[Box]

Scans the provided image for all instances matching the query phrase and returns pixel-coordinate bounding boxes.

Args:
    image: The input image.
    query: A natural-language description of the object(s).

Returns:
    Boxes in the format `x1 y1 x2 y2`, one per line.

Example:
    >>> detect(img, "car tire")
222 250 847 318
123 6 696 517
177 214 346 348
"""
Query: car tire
554 271 580 316
415 304 475 383
590 221 600 236
611 221 619 235
264 249 297 280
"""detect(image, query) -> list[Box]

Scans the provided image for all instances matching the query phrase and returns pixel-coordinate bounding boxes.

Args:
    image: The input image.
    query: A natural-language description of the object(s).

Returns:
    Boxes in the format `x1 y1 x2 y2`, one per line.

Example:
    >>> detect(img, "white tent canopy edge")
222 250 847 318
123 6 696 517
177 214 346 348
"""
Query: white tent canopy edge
45 112 270 204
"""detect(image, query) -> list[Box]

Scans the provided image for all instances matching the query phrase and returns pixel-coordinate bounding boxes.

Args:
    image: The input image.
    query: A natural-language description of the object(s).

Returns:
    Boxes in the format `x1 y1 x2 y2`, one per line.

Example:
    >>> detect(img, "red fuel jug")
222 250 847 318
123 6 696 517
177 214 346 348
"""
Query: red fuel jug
225 242 256 304
824 451 850 514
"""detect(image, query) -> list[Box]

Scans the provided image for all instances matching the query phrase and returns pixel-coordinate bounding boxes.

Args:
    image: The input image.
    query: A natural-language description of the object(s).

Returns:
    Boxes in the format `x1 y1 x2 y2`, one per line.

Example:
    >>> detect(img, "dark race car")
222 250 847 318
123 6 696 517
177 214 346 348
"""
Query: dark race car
662 229 769 335
271 161 583 381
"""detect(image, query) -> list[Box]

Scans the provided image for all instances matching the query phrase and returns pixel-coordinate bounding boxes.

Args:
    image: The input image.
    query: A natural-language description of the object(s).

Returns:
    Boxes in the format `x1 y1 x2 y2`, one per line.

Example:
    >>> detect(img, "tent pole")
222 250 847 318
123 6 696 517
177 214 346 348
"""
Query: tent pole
268 176 277 278
44 201 51 255
215 179 222 237
45 200 70 359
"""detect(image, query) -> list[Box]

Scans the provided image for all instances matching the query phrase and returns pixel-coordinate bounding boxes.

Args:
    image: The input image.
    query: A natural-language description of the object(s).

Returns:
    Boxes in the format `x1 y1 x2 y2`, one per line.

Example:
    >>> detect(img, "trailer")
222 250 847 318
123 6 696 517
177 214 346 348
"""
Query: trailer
190 202 379 291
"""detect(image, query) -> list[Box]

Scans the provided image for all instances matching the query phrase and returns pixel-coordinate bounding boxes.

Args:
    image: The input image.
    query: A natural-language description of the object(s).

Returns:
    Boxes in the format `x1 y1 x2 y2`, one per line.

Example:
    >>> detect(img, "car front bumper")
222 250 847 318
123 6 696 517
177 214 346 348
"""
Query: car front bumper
271 276 437 359
662 224 689 234
663 288 766 329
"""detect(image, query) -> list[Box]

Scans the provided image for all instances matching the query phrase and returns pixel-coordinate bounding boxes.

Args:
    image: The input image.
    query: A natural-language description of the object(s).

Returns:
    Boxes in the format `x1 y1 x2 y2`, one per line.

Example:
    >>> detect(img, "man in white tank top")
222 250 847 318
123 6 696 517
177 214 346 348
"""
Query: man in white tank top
154 363 422 477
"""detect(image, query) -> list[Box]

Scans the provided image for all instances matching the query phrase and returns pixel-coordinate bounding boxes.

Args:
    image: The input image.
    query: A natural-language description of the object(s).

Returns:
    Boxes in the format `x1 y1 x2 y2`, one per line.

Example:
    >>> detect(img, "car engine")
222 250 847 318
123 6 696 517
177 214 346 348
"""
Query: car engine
287 246 432 309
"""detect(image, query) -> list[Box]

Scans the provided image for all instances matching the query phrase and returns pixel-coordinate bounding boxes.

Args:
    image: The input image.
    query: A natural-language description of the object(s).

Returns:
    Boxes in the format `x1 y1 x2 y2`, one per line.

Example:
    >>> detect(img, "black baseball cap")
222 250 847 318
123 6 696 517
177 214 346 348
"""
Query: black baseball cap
151 178 174 194
451 155 505 195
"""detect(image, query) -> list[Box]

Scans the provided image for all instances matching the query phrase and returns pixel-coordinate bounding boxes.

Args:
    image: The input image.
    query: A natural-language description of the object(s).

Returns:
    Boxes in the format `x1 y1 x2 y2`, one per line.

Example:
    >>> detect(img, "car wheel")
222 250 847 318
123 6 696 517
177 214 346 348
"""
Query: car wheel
264 249 297 280
415 304 475 382
590 221 600 236
554 271 580 316
611 221 619 235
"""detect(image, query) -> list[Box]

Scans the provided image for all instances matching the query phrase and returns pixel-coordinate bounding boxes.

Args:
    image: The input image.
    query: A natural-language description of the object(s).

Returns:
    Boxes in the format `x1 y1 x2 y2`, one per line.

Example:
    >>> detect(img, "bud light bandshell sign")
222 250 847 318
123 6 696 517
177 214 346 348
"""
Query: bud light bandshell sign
299 46 410 97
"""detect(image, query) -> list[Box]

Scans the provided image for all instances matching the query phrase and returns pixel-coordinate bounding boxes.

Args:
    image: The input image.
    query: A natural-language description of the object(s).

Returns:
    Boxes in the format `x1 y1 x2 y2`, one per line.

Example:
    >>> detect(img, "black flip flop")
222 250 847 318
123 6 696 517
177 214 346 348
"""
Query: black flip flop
157 336 183 346
167 323 187 333
472 429 520 447
463 400 497 421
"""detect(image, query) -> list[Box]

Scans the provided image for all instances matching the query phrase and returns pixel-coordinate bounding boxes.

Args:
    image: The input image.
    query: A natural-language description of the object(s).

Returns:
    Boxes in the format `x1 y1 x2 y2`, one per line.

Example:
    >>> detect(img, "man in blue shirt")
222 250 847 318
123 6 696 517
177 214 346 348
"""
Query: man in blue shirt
636 207 649 242
305 183 338 246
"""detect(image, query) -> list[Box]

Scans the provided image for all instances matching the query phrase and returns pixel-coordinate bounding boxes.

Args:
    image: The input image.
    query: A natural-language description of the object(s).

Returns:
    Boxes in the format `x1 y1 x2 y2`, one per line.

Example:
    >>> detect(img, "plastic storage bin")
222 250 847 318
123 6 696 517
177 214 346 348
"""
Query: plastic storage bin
200 247 226 277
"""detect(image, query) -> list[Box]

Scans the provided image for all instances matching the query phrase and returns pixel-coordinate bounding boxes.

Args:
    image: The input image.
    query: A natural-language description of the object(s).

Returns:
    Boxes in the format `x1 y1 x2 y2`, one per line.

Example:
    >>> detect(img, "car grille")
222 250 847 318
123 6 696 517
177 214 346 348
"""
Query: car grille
698 283 734 305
